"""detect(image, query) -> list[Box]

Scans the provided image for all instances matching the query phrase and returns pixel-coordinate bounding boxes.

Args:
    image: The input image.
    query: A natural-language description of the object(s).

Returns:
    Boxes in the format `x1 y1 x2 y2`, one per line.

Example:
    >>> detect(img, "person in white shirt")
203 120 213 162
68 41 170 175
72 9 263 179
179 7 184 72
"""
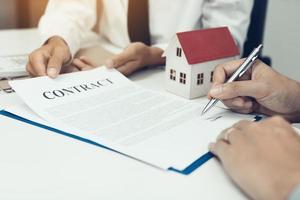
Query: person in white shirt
27 0 254 78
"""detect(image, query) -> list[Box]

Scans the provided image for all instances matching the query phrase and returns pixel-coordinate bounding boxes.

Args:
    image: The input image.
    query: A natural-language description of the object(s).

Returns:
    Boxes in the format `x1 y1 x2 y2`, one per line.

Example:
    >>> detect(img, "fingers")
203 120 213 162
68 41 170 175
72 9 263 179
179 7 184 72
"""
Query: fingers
116 61 139 76
26 63 34 76
27 50 49 76
209 80 268 101
209 120 253 161
232 120 253 130
105 44 142 75
60 64 80 74
209 141 230 161
47 47 70 78
217 122 248 144
105 42 151 69
223 97 253 108
79 56 96 67
213 59 246 85
27 37 71 78
104 43 162 76
217 128 235 143
61 56 95 74
207 59 248 99
72 57 94 71
105 50 133 69
222 97 254 114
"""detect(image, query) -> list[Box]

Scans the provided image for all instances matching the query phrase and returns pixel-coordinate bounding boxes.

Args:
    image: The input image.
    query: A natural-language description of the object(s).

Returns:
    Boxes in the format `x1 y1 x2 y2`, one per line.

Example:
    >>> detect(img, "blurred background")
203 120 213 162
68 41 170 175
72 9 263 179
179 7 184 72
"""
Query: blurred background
0 0 47 28
0 0 299 81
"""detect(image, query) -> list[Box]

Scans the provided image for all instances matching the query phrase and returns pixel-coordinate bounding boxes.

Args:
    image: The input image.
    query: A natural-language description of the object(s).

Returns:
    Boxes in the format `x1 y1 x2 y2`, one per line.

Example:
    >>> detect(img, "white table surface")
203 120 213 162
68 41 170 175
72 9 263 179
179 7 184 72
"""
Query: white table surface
0 29 247 200
0 28 41 56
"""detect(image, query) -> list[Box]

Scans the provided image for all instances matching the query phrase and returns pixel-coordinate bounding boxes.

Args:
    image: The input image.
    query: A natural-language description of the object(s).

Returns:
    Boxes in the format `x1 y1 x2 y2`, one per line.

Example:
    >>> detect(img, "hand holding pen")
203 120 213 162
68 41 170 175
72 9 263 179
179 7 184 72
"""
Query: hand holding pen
202 44 263 115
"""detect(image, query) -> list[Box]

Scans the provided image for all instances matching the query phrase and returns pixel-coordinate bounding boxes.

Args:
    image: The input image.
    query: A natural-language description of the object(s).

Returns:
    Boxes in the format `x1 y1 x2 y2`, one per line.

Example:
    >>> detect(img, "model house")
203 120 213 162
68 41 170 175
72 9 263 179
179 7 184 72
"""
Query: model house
163 27 240 99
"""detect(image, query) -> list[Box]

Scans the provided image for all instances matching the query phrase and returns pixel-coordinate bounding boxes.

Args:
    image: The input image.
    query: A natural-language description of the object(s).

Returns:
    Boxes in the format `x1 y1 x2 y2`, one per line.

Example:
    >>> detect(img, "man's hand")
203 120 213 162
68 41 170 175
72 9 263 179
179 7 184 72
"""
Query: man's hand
209 116 300 200
209 59 300 122
27 36 72 78
104 42 165 76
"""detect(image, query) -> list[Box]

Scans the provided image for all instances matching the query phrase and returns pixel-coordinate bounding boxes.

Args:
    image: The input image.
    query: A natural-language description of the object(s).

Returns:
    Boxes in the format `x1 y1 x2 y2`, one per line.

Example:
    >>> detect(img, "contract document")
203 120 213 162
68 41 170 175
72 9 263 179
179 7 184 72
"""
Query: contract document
9 68 253 171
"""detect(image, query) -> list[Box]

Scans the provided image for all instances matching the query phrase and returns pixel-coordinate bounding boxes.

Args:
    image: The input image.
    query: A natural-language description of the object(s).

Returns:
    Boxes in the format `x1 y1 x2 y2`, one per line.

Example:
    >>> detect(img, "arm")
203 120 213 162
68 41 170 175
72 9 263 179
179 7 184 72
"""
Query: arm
27 0 97 78
39 0 97 57
201 0 254 50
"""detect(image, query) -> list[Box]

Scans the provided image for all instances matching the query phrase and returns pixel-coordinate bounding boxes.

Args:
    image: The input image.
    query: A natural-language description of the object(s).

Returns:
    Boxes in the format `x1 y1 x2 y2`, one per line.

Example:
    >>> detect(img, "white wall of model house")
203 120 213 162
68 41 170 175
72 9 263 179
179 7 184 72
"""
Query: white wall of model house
165 37 235 99
165 37 191 98
190 57 234 98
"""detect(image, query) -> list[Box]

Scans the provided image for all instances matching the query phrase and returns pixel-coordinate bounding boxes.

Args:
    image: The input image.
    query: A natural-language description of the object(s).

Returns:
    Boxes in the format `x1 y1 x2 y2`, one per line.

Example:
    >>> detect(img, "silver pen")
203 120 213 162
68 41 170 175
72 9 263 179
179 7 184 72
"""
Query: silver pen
201 44 263 115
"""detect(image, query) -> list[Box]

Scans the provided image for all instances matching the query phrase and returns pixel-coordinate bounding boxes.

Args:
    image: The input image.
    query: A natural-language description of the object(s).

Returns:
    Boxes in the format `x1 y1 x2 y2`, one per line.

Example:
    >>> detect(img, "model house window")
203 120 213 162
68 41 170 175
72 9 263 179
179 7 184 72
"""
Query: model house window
170 69 176 81
210 71 214 83
176 47 182 57
197 73 204 85
179 72 186 84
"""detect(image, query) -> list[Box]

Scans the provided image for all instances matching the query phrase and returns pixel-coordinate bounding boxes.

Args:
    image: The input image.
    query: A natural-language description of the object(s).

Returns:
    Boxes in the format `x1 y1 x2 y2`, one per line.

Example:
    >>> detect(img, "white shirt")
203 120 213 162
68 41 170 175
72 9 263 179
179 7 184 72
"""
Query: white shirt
39 0 254 56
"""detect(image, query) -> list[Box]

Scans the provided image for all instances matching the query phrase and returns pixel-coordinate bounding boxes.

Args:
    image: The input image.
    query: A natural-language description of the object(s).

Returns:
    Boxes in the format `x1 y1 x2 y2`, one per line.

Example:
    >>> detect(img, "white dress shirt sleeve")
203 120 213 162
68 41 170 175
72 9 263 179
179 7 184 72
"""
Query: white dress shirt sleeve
201 0 254 51
38 0 97 57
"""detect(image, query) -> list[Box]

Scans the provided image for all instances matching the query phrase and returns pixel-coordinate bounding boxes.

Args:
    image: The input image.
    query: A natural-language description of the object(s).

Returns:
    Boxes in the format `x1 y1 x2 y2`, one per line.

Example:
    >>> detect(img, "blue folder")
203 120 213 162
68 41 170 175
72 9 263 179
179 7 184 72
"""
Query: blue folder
0 109 262 175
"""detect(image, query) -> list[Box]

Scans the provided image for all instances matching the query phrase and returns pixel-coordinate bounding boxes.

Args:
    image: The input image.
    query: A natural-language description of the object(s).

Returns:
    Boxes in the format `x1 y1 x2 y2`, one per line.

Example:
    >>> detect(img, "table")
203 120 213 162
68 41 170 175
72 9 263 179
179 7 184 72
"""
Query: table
0 28 41 56
0 29 247 200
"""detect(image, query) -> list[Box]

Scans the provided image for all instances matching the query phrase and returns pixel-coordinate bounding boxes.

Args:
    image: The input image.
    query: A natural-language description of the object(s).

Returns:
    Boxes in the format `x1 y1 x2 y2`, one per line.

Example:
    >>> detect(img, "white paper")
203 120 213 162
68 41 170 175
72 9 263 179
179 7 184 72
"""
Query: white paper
9 68 254 170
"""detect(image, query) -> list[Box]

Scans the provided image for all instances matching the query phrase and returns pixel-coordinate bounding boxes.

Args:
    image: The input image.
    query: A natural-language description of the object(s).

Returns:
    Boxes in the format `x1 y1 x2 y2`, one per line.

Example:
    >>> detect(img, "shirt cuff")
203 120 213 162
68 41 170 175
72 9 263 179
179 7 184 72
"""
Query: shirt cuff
38 16 81 58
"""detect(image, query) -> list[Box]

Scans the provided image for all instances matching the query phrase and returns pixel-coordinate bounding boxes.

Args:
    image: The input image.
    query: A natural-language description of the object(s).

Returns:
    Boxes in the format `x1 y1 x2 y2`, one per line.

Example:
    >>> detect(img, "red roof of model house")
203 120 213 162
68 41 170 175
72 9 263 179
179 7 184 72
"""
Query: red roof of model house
176 27 240 65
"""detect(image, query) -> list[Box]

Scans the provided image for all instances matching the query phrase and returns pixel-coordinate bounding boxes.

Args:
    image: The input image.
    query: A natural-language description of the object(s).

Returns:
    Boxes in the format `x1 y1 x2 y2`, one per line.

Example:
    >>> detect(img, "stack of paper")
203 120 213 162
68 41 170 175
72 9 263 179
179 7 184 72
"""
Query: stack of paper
5 68 254 173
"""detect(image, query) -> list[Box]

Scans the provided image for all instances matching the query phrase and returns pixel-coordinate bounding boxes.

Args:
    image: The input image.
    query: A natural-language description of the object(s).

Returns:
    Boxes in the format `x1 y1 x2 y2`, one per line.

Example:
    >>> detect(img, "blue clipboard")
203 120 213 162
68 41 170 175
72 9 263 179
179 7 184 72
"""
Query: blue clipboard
0 110 262 175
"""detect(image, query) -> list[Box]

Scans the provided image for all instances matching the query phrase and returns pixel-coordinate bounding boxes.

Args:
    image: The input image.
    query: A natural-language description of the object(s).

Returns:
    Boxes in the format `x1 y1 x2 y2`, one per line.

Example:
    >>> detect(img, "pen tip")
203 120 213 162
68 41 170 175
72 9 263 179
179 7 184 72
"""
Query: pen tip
201 109 207 116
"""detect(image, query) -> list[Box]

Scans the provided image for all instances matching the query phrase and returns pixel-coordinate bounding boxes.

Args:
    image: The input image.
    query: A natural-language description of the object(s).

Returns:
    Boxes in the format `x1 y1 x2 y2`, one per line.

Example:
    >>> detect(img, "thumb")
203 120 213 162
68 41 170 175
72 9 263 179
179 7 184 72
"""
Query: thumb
47 49 70 78
209 80 268 100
